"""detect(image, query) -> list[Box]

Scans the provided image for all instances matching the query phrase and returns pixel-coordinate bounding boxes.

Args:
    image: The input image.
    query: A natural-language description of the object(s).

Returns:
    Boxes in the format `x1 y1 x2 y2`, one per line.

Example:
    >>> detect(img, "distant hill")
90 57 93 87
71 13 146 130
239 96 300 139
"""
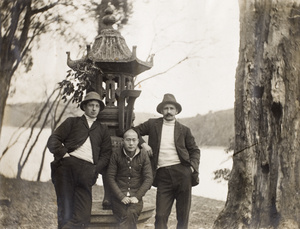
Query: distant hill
3 103 234 147
133 110 234 147
179 109 234 147
3 103 82 128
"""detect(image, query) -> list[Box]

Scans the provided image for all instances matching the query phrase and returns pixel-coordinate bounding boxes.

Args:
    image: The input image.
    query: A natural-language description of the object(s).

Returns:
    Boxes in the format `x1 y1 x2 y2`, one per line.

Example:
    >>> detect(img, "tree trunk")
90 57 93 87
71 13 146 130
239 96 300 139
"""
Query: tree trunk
214 1 300 228
0 68 13 138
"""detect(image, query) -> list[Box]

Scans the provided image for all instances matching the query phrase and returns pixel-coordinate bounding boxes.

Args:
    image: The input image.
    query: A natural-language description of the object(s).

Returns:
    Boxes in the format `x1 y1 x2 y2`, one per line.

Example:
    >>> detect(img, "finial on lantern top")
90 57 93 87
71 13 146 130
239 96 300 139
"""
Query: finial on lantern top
67 2 153 75
102 4 116 27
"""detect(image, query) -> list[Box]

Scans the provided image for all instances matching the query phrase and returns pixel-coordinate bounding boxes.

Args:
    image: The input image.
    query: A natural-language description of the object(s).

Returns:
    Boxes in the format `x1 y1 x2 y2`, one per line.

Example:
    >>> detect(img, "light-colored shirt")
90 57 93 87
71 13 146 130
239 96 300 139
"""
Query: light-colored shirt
157 119 180 168
68 115 96 163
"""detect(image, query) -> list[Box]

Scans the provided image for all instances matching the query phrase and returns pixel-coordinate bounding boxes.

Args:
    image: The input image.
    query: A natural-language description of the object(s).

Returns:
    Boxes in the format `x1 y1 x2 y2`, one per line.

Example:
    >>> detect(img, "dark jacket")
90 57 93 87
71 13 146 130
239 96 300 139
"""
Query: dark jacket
134 118 200 186
47 115 112 174
107 148 153 201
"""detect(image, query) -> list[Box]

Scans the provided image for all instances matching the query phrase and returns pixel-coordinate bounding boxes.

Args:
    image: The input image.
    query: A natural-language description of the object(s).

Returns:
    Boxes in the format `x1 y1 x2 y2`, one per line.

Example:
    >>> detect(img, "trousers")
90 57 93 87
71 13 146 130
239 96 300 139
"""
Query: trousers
111 196 143 229
52 156 96 229
154 164 192 229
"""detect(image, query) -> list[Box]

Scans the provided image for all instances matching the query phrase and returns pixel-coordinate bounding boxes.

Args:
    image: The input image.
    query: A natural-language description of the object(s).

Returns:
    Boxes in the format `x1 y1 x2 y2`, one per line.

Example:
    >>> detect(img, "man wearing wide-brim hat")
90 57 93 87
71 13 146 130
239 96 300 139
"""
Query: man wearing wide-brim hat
47 91 112 229
134 93 200 229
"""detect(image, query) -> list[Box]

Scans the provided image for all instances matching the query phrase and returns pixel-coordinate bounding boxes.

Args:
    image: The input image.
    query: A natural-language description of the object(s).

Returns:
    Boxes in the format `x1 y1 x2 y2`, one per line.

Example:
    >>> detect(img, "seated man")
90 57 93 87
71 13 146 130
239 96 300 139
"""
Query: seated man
107 128 153 229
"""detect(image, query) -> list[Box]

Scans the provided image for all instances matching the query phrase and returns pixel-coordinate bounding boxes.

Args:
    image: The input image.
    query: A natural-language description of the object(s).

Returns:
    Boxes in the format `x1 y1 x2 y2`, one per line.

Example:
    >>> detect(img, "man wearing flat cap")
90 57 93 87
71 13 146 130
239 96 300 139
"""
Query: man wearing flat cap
47 91 112 229
134 93 200 229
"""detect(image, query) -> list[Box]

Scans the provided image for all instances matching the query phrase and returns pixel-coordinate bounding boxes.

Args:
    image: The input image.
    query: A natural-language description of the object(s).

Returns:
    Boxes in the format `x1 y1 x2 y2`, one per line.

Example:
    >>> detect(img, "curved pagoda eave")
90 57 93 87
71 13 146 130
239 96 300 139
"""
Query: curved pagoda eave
66 54 153 75
93 59 153 75
67 27 154 75
88 28 153 75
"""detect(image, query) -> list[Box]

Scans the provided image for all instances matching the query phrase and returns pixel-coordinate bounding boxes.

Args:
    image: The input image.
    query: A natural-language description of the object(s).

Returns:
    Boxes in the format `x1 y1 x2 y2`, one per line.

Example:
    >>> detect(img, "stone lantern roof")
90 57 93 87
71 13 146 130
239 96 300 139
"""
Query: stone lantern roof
67 6 154 75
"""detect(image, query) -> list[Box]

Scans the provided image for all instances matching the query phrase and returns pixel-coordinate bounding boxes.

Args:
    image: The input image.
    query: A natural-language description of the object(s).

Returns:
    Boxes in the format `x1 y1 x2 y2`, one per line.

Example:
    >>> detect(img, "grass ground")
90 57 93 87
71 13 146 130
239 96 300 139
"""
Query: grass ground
0 174 225 229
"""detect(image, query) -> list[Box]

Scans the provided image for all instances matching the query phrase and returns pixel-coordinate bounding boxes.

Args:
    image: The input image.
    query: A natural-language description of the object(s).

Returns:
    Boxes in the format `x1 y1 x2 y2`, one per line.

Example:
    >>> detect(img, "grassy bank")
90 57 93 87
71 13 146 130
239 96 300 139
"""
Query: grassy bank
0 175 225 229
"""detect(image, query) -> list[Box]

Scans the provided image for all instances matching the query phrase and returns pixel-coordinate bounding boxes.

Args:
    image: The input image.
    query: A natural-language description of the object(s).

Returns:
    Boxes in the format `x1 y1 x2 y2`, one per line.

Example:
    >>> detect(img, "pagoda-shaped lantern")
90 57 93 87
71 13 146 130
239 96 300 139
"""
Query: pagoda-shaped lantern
66 6 155 224
67 6 154 138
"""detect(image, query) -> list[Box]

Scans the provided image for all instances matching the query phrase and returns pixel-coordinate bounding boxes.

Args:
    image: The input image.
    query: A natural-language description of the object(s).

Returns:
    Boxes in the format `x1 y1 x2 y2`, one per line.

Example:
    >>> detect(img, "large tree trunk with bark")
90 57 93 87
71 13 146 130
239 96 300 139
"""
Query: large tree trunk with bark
214 1 300 228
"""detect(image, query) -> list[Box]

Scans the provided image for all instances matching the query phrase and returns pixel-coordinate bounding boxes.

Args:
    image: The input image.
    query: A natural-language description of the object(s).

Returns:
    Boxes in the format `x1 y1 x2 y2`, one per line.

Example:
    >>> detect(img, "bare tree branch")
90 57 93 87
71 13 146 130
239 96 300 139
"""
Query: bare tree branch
16 88 60 178
134 56 189 87
37 91 74 181
31 1 59 15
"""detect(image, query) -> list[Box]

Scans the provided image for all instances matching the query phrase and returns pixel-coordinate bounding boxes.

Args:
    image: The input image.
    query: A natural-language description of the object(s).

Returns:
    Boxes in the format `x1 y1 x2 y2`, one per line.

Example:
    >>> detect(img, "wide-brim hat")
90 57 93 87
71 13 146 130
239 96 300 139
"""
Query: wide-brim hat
156 93 182 114
80 91 105 111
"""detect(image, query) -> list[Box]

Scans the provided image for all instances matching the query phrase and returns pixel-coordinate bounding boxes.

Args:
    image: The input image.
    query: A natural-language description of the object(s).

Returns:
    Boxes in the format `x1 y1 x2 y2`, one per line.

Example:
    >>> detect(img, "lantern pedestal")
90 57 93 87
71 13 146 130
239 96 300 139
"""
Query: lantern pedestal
87 201 155 229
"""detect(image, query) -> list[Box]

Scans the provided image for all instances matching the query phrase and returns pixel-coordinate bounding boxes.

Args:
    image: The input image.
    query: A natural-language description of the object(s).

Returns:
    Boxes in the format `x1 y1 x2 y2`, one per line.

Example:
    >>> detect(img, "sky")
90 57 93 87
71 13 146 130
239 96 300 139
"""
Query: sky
7 0 240 118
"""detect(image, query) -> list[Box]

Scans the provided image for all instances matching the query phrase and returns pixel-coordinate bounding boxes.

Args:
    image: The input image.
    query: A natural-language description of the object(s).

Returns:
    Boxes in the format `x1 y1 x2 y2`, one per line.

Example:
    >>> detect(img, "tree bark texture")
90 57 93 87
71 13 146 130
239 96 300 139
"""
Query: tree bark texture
214 1 300 228
0 69 12 139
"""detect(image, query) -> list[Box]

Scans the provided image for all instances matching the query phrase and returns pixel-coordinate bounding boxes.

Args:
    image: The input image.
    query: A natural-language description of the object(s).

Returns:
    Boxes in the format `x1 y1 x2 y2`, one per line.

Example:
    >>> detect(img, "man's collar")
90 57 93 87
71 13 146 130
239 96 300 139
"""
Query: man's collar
84 114 97 122
163 119 176 124
123 148 140 159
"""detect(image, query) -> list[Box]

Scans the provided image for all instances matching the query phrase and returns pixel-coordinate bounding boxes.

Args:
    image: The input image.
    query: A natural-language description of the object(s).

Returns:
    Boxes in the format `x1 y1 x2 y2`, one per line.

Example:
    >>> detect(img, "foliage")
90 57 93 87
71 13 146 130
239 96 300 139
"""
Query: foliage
1 0 69 75
58 66 98 106
212 137 233 182
213 168 231 182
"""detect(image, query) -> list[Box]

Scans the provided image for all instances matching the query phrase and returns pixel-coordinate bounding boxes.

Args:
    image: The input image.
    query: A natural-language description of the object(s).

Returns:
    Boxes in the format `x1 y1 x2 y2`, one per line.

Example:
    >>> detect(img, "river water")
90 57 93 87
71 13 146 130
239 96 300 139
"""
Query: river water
0 126 232 201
